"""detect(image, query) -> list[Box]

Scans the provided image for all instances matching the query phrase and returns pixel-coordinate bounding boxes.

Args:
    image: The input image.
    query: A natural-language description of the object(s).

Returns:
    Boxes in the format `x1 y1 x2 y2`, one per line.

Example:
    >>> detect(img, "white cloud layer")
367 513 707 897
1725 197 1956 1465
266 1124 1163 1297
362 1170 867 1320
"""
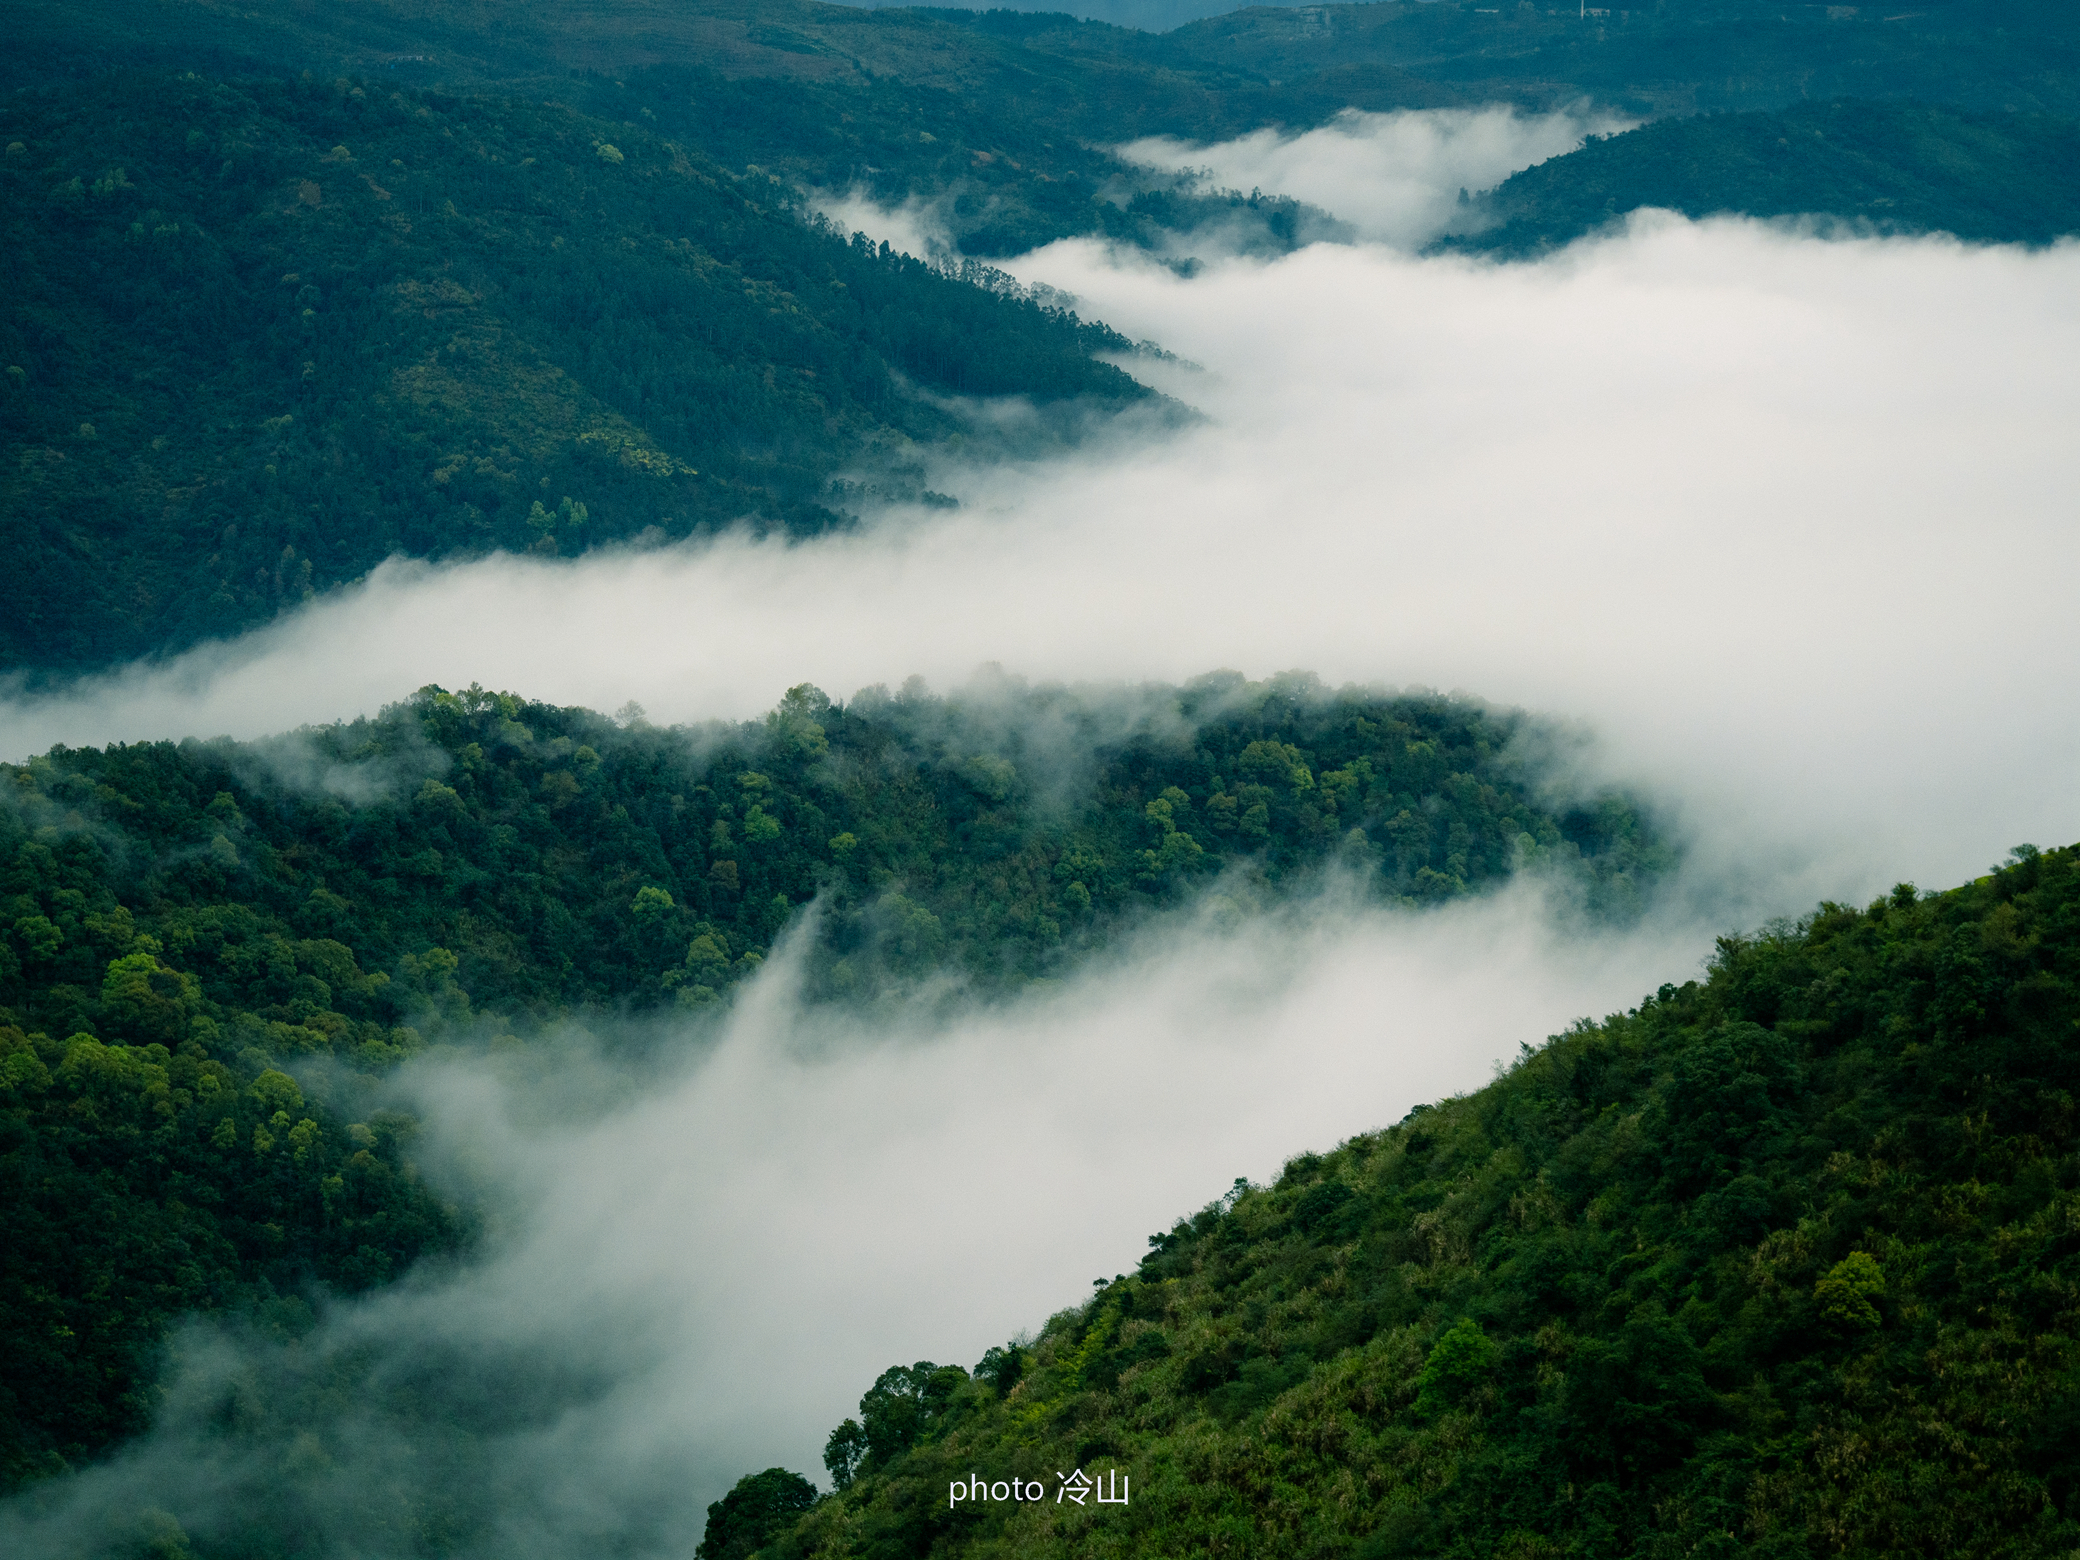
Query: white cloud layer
4 215 2074 907
1115 104 1632 248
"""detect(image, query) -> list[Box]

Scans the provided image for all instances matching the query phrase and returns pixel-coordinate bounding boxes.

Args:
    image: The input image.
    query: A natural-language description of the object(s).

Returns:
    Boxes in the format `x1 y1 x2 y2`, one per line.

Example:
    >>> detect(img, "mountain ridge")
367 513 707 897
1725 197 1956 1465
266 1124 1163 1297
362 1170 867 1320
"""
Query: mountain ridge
730 839 2080 1560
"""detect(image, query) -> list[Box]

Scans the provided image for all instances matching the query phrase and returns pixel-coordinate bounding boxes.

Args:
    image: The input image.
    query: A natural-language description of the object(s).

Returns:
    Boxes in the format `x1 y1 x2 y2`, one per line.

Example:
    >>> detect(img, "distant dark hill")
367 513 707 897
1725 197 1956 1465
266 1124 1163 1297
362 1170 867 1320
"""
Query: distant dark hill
6 0 2080 273
1447 99 2080 255
11 0 2080 141
839 0 1287 34
8 0 2080 675
0 70 1151 674
1145 0 2080 121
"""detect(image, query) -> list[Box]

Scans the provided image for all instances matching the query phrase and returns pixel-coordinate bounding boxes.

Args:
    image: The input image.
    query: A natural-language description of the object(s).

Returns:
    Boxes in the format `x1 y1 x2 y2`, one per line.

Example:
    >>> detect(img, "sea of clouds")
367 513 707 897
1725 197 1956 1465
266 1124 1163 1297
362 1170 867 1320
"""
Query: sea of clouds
3 108 2077 1557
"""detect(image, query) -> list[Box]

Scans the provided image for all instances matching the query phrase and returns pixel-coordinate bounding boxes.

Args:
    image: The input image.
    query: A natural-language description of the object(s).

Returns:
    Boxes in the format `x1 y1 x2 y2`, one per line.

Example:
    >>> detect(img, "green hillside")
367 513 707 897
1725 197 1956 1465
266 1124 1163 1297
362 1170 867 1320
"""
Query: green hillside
731 840 2080 1560
0 673 1665 1491
8 0 2080 676
1448 99 2080 256
0 69 1158 674
10 0 2080 252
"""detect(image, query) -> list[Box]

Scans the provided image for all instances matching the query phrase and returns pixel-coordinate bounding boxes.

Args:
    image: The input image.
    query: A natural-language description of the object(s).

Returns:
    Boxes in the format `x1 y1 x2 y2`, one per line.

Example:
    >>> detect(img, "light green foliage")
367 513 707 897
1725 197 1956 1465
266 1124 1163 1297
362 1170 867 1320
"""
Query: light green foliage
754 842 2080 1560
99 951 200 1043
246 1069 303 1113
1814 1250 1885 1332
0 674 1661 1040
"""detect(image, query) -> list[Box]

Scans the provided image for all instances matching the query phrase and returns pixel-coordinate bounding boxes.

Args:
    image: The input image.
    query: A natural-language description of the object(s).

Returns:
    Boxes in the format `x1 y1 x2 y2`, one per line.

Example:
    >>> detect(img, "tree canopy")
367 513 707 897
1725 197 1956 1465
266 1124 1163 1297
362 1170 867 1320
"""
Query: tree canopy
0 70 1152 672
758 841 2080 1559
1447 99 2080 258
0 671 1664 1493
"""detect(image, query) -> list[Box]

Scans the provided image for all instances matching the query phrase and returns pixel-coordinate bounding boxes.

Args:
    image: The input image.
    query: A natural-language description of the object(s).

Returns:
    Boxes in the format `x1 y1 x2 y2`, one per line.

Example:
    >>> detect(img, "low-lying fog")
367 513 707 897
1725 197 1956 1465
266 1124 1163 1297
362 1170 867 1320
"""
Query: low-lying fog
3 109 2077 1557
1115 104 1634 248
5 881 1719 1558
6 213 2073 904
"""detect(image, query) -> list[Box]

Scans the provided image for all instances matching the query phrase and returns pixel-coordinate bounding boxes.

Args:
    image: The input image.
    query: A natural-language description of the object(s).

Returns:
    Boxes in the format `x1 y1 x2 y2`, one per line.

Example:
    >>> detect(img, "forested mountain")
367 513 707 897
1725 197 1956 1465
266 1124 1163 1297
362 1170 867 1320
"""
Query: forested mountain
1142 0 2080 120
12 0 2079 127
6 0 2078 1552
1447 99 2080 255
8 0 2080 675
0 69 1160 674
9 0 2079 249
724 840 2080 1560
0 672 1666 1491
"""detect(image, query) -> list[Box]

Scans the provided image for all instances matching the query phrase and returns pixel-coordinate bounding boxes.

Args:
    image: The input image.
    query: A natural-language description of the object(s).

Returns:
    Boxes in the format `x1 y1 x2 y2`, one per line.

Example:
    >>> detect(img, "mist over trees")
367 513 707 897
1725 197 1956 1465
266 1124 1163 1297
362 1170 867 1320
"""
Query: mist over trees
7 0 2078 672
0 672 1664 1493
750 844 2080 1560
4 0 2079 1551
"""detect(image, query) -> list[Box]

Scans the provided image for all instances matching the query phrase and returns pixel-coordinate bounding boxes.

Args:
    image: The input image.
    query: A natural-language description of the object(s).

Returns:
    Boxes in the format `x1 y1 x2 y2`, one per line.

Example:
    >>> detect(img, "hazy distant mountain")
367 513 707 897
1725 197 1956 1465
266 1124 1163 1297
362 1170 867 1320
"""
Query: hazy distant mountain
833 0 1332 38
1446 99 2080 255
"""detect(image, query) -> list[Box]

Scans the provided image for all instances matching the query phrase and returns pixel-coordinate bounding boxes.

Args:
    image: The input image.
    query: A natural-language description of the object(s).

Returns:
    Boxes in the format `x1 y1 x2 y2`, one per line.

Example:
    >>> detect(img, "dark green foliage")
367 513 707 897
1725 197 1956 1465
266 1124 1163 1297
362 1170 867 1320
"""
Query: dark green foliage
1136 0 2080 121
824 1364 970 1493
593 64 1339 261
13 0 2080 271
0 69 1147 673
860 1362 970 1467
1450 99 2080 257
9 0 2080 678
767 842 2080 1559
700 1468 821 1560
0 674 1662 1038
0 671 1660 1498
0 1025 461 1492
973 1343 1027 1396
825 1418 869 1492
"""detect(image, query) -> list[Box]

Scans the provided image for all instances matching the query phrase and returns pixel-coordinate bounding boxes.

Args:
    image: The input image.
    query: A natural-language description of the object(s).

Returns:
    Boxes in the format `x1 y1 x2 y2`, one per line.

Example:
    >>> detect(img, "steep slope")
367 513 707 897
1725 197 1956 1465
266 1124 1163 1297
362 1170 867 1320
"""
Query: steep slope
1148 0 2080 121
1447 99 2080 256
751 841 2080 1560
0 0 1365 261
0 69 1152 674
0 672 1667 1491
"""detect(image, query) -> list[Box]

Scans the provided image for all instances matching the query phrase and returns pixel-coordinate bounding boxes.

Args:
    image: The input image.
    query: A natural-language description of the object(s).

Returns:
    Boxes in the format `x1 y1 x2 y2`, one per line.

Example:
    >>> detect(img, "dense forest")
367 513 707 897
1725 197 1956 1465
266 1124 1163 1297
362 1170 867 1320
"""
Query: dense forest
7 0 2080 262
0 673 1667 1492
11 0 2080 130
6 0 2079 1546
711 839 2080 1560
7 0 2080 675
0 69 1160 673
1447 99 2080 256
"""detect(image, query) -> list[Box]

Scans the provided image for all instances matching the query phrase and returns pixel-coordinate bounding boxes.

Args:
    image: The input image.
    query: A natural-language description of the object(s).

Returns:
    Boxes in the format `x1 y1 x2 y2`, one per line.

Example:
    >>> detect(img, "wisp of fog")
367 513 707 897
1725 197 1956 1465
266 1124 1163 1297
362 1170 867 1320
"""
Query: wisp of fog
1115 105 1632 249
817 106 1625 259
0 879 1715 1559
